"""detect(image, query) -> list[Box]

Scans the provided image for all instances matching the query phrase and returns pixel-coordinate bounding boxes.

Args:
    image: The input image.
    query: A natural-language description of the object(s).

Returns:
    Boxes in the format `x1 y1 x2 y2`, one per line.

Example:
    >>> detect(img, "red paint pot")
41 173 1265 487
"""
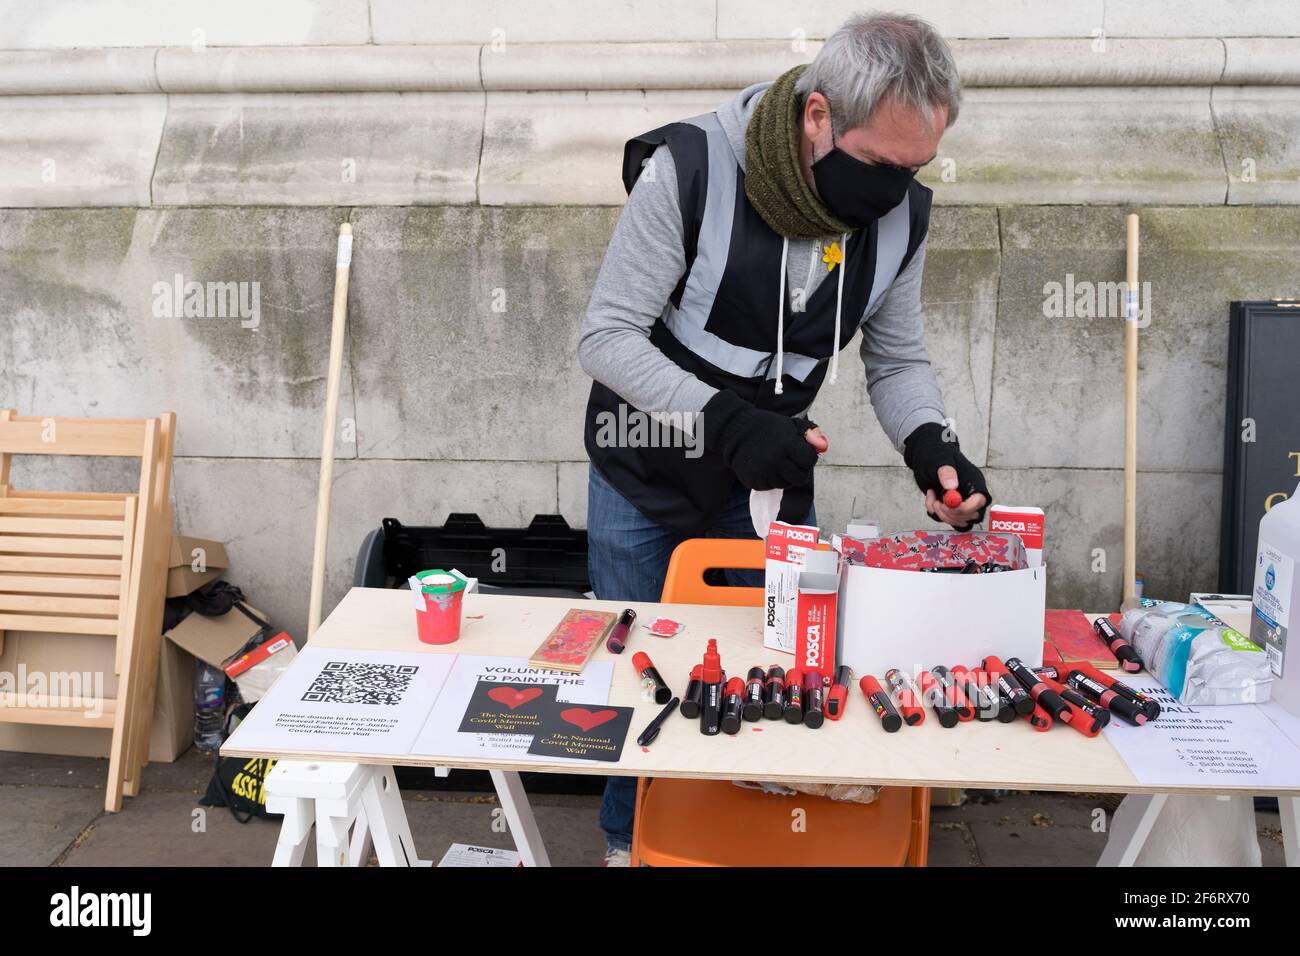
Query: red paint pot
412 570 468 645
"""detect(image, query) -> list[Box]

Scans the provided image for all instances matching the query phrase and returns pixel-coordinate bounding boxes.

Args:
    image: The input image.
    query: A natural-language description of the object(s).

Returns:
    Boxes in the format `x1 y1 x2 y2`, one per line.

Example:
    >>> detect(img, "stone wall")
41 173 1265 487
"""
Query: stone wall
2 2 1299 637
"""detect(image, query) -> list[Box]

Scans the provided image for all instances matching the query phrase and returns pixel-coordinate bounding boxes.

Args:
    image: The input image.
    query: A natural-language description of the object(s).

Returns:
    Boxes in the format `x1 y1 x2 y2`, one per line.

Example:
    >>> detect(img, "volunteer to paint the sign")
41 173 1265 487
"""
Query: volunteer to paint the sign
577 12 990 864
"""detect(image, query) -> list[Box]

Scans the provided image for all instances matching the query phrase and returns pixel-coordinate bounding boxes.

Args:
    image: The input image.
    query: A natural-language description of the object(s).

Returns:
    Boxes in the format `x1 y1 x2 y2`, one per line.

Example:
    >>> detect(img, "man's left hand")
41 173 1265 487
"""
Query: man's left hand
924 465 988 529
902 422 992 532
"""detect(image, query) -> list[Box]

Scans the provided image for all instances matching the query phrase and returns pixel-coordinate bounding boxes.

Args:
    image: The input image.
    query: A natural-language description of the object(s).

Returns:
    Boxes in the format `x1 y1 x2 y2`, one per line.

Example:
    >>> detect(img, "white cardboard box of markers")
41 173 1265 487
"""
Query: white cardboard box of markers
764 518 1047 679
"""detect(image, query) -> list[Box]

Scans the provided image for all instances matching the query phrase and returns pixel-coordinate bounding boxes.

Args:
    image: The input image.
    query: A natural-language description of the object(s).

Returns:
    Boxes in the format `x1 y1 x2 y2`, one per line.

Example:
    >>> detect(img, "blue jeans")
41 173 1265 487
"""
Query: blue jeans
586 463 815 851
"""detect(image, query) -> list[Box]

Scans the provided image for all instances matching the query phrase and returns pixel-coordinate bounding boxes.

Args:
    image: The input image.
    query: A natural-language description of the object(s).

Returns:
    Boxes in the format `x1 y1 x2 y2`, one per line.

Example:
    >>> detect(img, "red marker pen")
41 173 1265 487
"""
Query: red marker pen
952 664 1000 722
982 655 1033 716
632 651 671 705
1005 656 1071 724
826 665 853 720
700 639 723 736
860 675 902 732
1094 617 1143 673
802 669 826 729
743 666 766 722
884 668 925 726
932 665 973 721
762 665 786 720
1048 678 1111 736
1071 661 1161 721
783 668 804 724
1025 700 1053 732
918 670 958 728
1064 668 1147 726
680 664 704 719
721 677 746 735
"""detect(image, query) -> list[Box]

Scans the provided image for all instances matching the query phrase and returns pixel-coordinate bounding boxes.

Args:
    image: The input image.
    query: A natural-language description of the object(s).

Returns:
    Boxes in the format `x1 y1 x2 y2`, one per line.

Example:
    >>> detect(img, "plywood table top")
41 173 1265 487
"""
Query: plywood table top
223 587 1300 796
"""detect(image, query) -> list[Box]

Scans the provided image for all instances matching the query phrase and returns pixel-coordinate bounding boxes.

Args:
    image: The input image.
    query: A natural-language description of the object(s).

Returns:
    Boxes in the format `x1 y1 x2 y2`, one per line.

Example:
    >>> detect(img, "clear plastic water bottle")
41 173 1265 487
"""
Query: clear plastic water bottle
193 662 227 753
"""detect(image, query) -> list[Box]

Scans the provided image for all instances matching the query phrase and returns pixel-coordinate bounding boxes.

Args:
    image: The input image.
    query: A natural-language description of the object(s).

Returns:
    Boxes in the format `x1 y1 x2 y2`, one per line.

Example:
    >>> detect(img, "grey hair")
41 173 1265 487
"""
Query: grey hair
794 12 962 135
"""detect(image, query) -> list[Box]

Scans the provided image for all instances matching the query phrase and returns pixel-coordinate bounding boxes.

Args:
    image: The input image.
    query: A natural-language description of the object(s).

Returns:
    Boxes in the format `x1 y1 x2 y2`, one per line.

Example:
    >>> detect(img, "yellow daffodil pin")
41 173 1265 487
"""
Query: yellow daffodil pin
821 241 844 272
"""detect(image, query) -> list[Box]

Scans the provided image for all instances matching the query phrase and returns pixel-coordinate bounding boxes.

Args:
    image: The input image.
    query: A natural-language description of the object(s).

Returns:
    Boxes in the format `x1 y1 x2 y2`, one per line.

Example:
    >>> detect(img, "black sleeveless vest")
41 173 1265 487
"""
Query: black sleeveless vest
585 111 932 533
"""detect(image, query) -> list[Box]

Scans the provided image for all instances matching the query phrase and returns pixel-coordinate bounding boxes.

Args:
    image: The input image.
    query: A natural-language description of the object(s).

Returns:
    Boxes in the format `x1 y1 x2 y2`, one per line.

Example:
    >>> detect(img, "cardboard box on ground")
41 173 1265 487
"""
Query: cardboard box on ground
0 535 266 763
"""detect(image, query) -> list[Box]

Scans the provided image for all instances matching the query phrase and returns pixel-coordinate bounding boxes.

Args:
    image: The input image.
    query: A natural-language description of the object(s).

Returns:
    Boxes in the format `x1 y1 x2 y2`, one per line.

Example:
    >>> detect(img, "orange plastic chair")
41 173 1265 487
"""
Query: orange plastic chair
631 536 929 866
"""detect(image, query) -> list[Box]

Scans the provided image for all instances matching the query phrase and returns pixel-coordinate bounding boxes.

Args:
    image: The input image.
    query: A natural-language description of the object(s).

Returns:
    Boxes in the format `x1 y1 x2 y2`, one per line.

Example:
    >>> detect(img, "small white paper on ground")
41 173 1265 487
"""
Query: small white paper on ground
1103 676 1300 789
438 843 521 867
411 654 614 762
223 645 455 757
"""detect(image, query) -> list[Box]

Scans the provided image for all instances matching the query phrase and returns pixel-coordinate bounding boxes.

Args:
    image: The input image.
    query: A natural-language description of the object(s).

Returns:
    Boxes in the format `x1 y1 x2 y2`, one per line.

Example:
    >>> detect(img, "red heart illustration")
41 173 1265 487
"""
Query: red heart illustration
488 687 543 710
560 707 618 733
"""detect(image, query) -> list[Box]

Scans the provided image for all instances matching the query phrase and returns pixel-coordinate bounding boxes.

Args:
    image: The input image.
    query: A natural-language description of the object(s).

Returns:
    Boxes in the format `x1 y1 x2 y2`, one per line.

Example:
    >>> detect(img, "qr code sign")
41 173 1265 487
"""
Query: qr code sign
301 661 419 706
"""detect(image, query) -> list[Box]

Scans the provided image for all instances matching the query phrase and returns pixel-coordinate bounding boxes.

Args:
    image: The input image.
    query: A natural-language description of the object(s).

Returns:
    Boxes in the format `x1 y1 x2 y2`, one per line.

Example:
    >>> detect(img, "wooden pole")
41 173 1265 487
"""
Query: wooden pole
1122 213 1140 607
308 222 353 638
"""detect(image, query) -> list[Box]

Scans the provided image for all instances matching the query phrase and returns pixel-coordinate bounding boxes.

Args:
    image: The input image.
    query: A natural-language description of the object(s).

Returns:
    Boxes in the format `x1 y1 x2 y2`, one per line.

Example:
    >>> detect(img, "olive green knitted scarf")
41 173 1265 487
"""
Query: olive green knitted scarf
745 65 853 240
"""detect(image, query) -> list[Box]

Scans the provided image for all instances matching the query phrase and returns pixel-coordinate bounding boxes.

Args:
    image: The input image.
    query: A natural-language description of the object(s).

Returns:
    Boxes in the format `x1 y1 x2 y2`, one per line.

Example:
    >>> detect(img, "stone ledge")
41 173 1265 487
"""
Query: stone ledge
11 37 1300 96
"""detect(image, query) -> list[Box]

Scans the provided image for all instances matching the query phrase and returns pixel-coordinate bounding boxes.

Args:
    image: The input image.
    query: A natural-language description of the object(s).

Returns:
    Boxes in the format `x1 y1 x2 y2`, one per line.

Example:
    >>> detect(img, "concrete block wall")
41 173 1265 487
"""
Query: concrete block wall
2 2 1299 638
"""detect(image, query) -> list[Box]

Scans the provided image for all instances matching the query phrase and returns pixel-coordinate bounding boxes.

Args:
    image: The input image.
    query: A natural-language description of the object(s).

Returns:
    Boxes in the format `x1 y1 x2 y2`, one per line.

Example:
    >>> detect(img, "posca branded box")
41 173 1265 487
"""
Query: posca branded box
988 505 1045 568
795 549 840 683
764 521 820 653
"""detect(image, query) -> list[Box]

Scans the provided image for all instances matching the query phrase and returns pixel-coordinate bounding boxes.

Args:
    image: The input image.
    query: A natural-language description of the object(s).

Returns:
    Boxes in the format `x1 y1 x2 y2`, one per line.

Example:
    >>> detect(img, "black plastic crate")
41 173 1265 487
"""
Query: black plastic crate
376 514 589 593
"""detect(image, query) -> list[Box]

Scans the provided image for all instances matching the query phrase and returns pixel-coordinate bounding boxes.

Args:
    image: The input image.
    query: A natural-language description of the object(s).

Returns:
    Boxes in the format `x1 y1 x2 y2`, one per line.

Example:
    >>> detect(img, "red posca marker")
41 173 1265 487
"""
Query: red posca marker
860 675 902 733
952 664 999 722
826 665 853 720
932 665 973 721
1043 674 1108 735
884 668 925 726
1053 682 1111 735
1072 661 1161 720
700 640 723 736
762 665 786 720
1065 668 1147 726
1024 700 1053 732
802 669 826 729
743 667 766 722
982 656 1033 716
632 651 672 705
721 677 746 735
783 668 805 724
1094 617 1143 673
973 667 1018 722
1005 656 1071 724
680 664 704 719
918 670 958 728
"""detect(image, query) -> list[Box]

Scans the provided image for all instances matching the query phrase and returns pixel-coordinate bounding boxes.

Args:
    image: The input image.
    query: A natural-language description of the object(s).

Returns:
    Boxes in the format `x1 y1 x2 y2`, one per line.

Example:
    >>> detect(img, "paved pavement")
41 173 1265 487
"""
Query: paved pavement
0 749 1287 866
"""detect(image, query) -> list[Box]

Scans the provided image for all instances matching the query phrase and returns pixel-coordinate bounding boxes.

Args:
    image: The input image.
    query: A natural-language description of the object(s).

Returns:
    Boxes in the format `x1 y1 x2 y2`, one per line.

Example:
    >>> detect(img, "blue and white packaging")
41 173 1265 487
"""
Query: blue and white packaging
1120 600 1272 705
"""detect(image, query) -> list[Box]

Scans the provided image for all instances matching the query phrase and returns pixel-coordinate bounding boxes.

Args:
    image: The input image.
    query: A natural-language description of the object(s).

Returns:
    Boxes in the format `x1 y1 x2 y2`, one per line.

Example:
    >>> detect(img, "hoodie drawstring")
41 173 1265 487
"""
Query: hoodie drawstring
829 231 848 385
774 232 850 395
775 237 789 395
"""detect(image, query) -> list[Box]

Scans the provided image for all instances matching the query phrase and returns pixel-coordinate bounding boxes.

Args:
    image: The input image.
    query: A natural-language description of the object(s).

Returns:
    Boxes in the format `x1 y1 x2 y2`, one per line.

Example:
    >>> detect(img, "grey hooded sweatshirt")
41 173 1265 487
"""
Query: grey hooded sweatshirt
579 81 947 461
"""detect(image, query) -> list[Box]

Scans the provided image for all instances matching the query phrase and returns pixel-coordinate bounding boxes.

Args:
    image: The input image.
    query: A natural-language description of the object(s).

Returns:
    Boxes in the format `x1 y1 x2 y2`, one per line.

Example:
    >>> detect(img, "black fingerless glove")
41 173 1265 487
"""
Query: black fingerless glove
902 421 992 530
701 390 819 492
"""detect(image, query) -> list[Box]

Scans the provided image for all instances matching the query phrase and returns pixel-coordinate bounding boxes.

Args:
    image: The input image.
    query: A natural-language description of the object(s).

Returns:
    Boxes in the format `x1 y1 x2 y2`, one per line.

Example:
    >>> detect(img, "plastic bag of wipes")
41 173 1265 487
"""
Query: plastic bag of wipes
1119 600 1272 705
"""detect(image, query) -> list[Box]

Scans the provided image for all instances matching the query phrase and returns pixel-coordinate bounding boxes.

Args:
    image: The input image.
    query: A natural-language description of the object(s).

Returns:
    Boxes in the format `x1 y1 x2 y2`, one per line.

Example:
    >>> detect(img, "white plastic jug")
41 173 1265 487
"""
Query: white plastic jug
1251 481 1300 715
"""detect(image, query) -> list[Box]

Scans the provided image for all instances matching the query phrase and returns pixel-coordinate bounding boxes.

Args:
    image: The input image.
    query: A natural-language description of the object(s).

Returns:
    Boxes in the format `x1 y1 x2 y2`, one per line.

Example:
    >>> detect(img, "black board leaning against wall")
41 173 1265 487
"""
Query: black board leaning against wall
1220 301 1300 593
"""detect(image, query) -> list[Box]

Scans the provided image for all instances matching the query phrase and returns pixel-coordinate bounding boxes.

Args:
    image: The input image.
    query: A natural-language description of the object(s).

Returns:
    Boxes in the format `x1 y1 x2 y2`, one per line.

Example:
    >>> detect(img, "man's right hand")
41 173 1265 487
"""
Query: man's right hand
701 390 820 491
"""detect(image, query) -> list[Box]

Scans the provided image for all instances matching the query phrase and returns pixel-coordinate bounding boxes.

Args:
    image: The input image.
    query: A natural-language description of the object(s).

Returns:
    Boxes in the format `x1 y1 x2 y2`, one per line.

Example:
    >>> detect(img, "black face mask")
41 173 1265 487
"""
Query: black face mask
811 140 915 229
